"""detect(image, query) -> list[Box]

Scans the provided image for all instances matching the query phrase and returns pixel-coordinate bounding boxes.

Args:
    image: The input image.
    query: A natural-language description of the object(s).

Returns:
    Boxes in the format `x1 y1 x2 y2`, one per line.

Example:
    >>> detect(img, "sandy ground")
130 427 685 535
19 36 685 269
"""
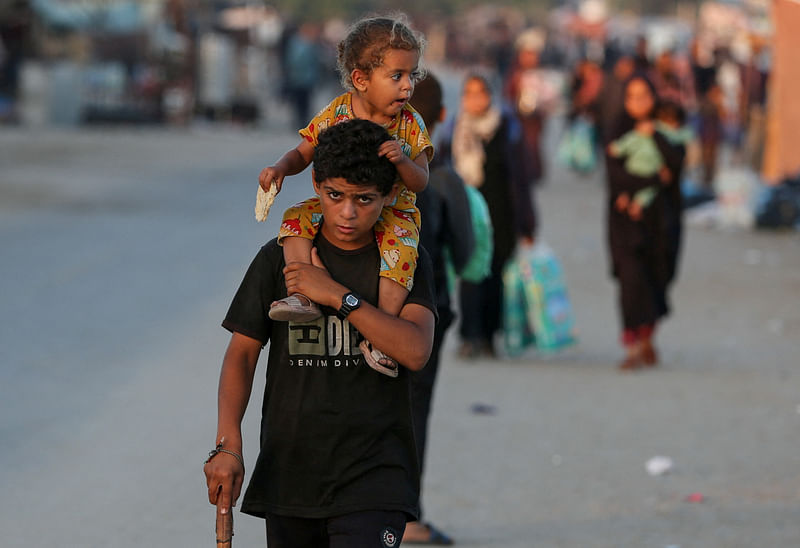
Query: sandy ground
1 113 798 548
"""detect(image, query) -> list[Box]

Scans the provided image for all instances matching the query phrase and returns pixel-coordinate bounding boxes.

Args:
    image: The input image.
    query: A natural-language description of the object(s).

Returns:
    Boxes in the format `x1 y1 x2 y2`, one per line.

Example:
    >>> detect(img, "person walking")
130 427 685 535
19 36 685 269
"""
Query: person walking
402 73 474 545
204 120 437 546
604 75 685 370
282 22 322 129
504 29 555 185
438 74 537 358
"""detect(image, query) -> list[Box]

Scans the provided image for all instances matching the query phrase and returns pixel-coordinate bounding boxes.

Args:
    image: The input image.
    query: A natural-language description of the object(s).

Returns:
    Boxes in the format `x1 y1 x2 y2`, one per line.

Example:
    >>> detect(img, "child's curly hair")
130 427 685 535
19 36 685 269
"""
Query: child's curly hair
337 14 426 91
313 119 397 196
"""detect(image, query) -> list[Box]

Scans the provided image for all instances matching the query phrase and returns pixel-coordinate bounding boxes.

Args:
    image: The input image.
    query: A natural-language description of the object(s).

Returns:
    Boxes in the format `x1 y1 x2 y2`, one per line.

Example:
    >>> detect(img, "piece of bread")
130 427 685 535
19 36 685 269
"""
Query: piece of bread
255 182 278 222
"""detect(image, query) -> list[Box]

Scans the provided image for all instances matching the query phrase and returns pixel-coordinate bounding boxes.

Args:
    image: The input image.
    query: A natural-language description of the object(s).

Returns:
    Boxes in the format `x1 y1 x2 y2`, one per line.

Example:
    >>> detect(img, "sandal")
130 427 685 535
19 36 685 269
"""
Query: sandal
269 294 321 322
403 522 454 545
359 340 399 378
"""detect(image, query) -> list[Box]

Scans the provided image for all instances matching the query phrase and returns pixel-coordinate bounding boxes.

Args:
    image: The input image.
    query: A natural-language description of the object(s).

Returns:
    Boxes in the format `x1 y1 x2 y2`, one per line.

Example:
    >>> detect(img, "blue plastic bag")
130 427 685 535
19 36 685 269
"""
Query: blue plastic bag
503 243 577 356
557 116 597 173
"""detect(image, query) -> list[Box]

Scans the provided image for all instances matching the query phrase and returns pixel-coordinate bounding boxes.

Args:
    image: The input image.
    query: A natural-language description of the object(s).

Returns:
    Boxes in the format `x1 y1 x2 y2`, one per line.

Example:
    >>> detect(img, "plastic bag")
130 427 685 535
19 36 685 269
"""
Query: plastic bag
458 185 494 283
502 242 577 356
557 116 597 173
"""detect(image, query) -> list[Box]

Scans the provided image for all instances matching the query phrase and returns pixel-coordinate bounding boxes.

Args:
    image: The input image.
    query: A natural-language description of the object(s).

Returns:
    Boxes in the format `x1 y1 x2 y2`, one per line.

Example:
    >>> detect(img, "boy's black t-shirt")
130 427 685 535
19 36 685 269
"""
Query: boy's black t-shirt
222 233 436 520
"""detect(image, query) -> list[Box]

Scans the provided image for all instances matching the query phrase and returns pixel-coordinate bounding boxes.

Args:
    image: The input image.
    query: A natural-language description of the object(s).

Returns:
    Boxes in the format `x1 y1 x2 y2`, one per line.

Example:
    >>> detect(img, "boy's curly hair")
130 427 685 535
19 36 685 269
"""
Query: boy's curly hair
337 14 426 90
313 119 397 196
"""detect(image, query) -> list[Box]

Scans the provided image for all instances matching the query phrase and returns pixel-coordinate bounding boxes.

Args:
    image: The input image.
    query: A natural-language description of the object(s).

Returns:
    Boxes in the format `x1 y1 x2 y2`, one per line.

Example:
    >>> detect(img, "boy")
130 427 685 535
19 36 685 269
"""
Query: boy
204 119 437 547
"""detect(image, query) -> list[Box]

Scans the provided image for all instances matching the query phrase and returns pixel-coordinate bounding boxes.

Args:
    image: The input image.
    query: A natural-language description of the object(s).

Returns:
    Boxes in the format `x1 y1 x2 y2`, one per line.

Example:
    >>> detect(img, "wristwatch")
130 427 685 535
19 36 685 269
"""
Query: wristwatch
337 292 362 320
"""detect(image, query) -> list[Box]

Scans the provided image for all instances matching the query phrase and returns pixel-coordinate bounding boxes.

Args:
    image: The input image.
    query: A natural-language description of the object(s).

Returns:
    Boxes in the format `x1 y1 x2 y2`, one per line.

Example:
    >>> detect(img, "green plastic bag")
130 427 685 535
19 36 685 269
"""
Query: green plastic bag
459 185 493 283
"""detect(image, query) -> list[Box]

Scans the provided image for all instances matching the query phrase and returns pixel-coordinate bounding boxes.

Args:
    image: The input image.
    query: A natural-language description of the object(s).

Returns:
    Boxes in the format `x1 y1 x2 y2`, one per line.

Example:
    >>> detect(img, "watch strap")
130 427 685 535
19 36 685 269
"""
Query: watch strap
337 292 361 320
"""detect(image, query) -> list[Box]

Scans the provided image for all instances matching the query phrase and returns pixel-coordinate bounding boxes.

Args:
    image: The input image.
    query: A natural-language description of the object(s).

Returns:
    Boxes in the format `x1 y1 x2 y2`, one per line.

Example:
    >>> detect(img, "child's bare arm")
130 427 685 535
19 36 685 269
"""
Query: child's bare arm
378 140 429 193
393 153 428 193
258 140 315 192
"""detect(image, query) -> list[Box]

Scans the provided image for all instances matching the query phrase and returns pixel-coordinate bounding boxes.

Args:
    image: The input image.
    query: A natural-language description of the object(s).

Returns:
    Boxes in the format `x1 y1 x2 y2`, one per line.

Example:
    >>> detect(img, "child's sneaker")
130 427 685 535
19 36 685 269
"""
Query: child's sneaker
269 294 322 322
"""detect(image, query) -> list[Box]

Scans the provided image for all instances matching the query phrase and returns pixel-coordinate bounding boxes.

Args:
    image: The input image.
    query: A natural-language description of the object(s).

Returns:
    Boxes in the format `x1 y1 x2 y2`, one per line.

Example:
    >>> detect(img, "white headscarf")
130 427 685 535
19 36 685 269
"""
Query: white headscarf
451 107 502 188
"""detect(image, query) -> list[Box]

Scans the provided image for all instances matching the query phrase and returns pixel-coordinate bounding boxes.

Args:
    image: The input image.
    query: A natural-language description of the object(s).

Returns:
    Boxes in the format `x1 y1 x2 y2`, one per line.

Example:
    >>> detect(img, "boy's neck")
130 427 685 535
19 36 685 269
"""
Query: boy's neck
317 221 376 252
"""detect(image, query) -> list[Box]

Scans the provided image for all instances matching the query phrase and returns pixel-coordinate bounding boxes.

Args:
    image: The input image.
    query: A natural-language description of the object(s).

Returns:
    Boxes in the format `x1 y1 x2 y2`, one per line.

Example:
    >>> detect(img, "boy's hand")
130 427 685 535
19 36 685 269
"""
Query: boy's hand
204 451 244 513
283 248 345 309
258 166 286 193
378 140 407 165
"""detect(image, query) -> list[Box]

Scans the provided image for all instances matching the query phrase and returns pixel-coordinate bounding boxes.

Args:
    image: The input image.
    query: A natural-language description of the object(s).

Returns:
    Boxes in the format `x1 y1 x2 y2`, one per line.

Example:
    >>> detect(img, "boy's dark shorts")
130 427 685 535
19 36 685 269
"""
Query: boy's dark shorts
265 510 406 548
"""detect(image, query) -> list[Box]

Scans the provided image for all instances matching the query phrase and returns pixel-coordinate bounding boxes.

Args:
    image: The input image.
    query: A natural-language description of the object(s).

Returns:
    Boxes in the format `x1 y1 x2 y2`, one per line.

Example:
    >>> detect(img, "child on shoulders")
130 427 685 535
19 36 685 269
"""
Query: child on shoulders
256 15 432 375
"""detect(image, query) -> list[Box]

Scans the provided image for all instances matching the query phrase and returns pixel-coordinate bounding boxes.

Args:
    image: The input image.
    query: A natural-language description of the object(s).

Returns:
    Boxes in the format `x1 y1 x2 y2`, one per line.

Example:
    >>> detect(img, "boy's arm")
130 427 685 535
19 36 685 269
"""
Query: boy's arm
204 332 262 513
258 140 315 192
353 301 435 370
378 140 429 193
284 250 435 370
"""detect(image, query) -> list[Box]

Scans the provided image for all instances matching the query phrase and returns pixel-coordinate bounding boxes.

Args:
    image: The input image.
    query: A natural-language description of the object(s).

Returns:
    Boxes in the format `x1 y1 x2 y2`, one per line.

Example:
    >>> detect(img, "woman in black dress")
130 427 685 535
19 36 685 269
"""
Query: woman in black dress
605 75 685 370
438 74 537 357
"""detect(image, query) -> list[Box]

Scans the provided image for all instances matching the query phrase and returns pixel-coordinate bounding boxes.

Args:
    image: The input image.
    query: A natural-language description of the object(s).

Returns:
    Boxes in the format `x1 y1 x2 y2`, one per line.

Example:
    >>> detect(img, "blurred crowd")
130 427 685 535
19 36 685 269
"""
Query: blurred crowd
0 2 771 134
2 3 795 222
559 31 769 189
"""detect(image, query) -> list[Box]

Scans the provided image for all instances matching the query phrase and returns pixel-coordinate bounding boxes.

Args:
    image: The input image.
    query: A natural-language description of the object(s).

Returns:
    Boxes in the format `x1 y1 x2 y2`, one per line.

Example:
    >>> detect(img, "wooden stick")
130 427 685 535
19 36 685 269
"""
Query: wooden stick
215 489 233 546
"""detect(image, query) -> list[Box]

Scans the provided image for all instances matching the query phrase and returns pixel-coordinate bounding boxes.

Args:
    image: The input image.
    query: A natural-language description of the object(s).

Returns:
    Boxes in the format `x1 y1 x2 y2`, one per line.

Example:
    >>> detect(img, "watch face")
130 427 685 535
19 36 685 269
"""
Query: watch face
345 294 359 307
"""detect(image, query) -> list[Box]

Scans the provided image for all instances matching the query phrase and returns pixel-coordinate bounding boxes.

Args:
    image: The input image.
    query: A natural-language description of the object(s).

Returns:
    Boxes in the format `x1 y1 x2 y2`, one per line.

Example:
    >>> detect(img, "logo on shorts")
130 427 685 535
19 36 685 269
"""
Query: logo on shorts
381 527 398 547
